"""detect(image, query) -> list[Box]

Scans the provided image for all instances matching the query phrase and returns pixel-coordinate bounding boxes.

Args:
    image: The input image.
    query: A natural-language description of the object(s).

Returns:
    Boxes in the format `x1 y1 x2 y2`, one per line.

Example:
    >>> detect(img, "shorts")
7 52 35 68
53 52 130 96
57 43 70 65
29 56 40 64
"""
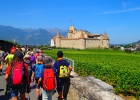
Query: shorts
42 89 54 100
57 77 70 92
10 86 26 98
35 78 42 89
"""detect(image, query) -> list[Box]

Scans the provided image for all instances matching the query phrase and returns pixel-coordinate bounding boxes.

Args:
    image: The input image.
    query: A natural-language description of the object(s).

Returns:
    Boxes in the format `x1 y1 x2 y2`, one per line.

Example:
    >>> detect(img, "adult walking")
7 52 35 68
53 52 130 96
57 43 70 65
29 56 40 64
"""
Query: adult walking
5 47 16 67
53 51 72 100
5 50 30 100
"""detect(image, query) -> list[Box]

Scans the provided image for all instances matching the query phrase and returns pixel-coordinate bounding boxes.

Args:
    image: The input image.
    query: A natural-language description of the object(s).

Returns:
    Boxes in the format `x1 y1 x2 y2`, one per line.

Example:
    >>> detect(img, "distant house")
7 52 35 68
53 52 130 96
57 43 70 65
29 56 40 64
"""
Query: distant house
50 38 55 46
50 26 109 49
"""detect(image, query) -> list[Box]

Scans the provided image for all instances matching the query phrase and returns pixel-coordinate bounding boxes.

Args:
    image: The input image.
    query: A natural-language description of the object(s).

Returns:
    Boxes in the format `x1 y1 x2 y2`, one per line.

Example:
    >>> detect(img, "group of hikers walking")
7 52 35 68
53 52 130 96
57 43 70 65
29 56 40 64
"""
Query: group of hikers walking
0 46 72 100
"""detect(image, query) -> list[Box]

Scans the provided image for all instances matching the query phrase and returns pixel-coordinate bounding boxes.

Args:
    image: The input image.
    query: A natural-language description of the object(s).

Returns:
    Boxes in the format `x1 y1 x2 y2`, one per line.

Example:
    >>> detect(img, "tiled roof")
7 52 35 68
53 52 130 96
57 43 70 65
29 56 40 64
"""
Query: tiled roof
88 34 101 36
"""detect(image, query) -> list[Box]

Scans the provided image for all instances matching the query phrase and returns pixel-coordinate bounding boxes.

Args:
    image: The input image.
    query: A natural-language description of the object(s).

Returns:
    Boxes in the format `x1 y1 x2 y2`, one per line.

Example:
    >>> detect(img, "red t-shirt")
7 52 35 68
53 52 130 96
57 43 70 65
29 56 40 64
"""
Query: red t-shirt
5 62 30 85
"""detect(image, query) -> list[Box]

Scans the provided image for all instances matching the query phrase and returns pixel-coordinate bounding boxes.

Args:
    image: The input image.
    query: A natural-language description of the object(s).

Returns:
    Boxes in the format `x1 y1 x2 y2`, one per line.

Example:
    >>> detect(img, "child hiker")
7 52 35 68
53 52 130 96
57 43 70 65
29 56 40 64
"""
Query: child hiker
32 56 44 100
38 56 56 100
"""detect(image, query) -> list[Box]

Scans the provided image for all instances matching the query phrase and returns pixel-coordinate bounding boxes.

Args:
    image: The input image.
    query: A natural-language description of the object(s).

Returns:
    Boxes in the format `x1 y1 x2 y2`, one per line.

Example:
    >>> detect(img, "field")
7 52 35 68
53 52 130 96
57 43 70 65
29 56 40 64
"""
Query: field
43 48 140 99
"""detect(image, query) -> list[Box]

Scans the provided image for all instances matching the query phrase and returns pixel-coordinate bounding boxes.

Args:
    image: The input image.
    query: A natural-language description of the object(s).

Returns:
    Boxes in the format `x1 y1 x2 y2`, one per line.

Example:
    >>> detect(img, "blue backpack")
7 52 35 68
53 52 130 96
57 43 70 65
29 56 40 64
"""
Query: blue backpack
35 64 44 79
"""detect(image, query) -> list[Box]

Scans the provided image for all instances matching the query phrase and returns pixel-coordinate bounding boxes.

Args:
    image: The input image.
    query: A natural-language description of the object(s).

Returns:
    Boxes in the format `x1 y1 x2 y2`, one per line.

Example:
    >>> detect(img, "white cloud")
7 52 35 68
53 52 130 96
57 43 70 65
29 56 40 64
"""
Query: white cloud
122 2 132 8
27 34 32 38
17 9 44 16
99 7 140 14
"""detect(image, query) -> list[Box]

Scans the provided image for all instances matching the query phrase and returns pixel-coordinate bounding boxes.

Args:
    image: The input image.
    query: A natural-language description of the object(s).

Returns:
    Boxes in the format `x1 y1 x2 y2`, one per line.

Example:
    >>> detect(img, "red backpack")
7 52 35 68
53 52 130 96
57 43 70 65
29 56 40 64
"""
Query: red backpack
8 62 26 87
43 68 56 91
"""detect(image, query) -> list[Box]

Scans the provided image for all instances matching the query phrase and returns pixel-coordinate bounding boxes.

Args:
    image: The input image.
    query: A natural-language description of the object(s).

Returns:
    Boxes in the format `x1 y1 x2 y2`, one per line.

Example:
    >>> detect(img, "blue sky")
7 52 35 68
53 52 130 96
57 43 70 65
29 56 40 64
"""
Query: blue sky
0 0 140 44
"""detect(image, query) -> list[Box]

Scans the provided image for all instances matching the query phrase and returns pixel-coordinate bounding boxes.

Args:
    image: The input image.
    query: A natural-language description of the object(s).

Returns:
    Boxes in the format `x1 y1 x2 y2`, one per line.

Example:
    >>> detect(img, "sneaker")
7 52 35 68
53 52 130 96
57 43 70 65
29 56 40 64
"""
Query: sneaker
58 96 63 100
37 96 42 100
37 96 40 100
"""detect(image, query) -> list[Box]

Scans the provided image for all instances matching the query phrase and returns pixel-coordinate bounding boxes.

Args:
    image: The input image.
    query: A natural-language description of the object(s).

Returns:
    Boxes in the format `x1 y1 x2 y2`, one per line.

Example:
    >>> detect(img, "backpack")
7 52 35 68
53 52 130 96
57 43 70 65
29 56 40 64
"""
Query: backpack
30 55 35 62
43 68 56 91
35 64 44 79
25 61 32 77
58 60 69 78
8 62 26 87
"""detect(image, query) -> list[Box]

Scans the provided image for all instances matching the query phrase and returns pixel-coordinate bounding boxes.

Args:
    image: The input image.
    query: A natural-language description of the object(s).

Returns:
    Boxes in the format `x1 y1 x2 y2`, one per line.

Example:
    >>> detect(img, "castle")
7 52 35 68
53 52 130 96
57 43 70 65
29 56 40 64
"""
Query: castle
50 26 109 49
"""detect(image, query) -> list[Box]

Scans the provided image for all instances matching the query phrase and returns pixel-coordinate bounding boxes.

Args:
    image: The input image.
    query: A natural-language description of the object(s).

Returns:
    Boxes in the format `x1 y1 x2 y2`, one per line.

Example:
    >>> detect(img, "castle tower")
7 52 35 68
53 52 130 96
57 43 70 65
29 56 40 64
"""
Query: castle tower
102 31 109 48
55 30 61 47
79 32 84 39
68 26 76 34
103 31 109 40
68 32 72 38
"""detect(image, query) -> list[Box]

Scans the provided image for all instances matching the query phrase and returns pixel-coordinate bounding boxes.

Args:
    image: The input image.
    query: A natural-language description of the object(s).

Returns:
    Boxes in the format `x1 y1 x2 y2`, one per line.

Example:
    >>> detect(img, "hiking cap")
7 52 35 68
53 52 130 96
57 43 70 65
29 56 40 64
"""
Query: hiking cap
43 56 53 66
30 52 34 54
14 50 24 59
37 56 43 61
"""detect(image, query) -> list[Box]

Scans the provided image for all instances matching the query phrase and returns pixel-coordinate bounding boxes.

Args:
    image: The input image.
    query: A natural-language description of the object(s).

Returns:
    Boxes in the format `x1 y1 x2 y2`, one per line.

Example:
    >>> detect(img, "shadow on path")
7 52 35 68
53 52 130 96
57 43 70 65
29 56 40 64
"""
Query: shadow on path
0 93 10 100
0 89 4 92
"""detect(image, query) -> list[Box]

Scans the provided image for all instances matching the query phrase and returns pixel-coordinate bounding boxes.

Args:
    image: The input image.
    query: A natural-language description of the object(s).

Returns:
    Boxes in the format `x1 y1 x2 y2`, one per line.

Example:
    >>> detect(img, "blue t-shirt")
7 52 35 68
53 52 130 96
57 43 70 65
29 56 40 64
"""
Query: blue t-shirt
53 59 70 79
33 64 44 79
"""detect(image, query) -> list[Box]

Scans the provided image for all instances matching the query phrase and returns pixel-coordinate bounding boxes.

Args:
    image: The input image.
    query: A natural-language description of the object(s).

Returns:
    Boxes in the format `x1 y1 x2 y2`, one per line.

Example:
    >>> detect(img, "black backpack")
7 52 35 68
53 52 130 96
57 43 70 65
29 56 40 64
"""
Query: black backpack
24 61 32 77
57 60 69 78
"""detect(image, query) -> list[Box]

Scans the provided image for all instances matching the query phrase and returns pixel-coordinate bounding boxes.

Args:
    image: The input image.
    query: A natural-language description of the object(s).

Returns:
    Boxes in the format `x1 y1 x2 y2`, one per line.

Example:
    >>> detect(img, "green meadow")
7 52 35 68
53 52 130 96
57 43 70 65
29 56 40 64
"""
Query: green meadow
43 49 140 98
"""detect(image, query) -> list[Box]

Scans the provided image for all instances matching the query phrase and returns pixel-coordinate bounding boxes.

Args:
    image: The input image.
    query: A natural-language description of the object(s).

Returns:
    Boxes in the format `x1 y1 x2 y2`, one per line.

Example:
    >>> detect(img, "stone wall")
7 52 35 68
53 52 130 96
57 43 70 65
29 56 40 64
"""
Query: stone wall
67 72 124 100
85 39 102 48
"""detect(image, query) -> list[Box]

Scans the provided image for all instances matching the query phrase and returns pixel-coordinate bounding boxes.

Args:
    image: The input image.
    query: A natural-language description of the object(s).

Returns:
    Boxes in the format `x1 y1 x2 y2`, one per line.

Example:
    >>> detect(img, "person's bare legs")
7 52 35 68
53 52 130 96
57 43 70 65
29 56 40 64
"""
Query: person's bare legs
0 63 3 75
36 88 40 97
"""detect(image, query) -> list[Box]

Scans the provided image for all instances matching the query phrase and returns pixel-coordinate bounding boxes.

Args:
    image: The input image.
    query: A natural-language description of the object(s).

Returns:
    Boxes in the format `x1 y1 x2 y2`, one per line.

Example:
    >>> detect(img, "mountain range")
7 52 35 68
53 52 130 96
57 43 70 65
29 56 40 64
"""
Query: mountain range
0 25 67 45
0 25 140 46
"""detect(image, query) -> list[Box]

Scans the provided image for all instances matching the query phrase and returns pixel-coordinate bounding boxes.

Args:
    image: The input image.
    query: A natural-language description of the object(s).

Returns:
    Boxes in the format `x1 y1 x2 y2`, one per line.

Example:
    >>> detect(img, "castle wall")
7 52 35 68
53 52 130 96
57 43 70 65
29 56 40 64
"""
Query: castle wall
60 39 86 49
85 39 102 48
101 40 109 48
57 38 109 49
